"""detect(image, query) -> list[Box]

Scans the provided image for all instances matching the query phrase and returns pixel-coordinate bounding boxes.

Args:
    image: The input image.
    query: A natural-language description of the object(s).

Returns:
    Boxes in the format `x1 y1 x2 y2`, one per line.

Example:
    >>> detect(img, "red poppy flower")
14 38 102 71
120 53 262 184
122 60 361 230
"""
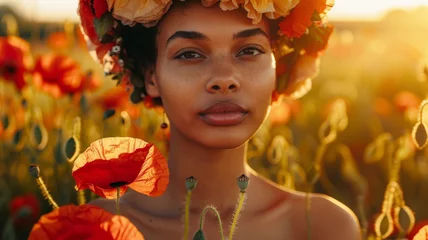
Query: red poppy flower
79 70 102 93
78 0 109 45
32 54 83 98
9 194 40 227
28 204 145 240
72 137 169 199
279 0 332 38
0 36 32 90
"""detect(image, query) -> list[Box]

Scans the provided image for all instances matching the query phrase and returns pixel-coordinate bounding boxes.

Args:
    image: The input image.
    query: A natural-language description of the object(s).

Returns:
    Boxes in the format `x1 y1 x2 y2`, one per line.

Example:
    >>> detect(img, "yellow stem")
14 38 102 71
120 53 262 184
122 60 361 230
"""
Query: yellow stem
183 191 192 240
36 177 59 210
229 192 246 240
77 190 86 205
199 206 224 240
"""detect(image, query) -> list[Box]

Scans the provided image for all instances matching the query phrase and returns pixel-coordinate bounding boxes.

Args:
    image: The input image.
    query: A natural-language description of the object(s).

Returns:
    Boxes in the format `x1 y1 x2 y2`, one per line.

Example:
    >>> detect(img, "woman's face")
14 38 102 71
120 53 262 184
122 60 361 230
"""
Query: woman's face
147 2 276 149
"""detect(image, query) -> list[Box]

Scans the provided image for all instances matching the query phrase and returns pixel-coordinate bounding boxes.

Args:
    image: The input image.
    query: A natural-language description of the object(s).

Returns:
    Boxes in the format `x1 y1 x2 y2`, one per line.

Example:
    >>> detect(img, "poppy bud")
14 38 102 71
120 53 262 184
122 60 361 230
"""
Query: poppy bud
185 176 197 191
237 174 249 192
29 164 40 178
193 230 205 240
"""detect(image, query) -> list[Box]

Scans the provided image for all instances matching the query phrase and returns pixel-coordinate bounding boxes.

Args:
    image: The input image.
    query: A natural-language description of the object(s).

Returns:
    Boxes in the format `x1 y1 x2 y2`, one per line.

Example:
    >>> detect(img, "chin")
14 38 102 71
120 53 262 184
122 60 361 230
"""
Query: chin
192 128 256 149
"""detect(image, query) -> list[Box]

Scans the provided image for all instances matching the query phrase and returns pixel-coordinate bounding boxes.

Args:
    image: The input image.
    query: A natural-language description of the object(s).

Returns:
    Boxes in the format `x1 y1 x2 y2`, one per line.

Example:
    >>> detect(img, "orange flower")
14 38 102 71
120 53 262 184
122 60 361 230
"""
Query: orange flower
269 100 291 125
394 91 421 113
47 32 71 51
279 0 332 38
29 204 144 240
0 36 32 90
32 54 83 98
72 137 169 199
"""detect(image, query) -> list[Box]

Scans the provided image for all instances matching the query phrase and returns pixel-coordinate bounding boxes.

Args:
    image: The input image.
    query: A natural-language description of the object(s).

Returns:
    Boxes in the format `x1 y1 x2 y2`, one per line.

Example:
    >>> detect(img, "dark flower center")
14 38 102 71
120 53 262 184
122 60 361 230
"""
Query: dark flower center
109 181 128 188
3 64 17 75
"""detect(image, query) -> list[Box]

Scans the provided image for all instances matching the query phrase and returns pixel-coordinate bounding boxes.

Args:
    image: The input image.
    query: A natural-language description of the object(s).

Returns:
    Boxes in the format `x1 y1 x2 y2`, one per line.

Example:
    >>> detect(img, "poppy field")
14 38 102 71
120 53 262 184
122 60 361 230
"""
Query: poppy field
1 6 428 240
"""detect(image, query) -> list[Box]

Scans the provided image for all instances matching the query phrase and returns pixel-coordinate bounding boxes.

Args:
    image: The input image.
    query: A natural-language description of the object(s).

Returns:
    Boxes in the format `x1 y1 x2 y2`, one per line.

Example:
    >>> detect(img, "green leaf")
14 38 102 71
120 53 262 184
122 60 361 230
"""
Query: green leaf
93 13 114 41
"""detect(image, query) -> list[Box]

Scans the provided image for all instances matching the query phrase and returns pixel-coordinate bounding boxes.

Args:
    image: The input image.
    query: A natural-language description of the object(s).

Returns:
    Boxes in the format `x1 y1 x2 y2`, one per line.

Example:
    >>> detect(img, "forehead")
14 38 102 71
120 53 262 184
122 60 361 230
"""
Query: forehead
156 2 270 40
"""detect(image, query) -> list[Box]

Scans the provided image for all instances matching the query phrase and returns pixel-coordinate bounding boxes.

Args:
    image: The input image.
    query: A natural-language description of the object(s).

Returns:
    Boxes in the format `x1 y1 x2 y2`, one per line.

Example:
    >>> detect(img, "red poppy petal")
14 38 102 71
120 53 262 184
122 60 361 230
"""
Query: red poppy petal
128 144 169 197
29 204 144 240
73 138 167 199
93 0 109 18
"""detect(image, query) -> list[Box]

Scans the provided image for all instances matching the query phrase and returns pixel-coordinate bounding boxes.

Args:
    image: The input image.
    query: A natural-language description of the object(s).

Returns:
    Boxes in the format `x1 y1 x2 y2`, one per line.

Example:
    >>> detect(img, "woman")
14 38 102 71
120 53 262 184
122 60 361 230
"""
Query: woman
79 0 361 239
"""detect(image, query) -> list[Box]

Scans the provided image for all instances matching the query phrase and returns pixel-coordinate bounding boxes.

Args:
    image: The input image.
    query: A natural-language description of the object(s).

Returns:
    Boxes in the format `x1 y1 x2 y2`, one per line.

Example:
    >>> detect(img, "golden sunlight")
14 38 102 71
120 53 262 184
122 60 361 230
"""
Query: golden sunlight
0 0 427 22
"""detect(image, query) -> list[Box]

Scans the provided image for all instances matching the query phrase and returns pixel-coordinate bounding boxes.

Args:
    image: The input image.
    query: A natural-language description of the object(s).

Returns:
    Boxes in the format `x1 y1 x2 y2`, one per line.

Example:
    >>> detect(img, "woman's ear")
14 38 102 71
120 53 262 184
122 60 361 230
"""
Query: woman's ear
144 66 161 98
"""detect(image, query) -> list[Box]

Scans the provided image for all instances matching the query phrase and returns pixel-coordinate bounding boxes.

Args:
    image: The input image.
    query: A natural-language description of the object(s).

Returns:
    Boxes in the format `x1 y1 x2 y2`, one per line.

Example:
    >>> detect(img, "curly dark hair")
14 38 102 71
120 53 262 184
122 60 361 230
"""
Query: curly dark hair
119 0 282 106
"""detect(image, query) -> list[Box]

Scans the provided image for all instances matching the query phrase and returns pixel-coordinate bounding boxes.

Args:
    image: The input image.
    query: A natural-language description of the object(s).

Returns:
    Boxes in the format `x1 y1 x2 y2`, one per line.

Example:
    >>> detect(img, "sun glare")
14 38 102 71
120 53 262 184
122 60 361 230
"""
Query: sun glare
329 0 428 20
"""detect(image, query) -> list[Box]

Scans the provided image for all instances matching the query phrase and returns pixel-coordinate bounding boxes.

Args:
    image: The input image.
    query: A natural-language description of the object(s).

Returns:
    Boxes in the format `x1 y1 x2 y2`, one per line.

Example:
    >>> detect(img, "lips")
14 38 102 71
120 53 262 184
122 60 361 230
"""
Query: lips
198 102 249 126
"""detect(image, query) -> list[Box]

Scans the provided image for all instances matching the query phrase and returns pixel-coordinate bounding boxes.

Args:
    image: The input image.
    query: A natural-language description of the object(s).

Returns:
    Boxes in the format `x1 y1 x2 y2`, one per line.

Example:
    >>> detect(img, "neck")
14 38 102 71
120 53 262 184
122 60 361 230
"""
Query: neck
165 126 249 214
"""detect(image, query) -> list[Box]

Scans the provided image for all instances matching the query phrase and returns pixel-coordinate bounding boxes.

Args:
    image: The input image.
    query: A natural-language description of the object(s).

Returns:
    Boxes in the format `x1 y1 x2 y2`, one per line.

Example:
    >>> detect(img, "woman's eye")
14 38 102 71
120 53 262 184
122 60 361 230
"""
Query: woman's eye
237 47 264 56
175 51 204 59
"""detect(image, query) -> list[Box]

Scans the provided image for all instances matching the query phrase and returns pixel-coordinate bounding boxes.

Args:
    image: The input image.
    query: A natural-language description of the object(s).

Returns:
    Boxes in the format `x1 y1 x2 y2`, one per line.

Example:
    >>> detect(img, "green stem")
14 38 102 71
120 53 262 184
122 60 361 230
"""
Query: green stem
228 192 246 240
199 206 225 240
183 190 192 240
116 187 120 215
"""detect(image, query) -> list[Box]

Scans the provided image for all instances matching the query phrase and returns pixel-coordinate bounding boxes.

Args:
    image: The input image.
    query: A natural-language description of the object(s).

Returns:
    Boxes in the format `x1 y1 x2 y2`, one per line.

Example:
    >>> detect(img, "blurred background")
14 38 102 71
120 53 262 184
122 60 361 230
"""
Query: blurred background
1 0 428 239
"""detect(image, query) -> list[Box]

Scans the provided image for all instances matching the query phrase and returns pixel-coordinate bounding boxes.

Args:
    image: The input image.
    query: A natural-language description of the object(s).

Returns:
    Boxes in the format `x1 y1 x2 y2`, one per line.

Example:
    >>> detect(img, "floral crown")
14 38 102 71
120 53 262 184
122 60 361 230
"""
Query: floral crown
78 0 335 106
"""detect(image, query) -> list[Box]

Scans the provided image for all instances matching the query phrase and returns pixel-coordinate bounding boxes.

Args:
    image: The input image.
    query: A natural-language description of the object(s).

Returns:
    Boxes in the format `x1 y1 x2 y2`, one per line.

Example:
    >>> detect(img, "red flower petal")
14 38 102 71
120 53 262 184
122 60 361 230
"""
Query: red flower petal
32 54 83 97
9 194 40 226
73 137 169 199
279 0 328 38
78 0 100 44
28 204 144 240
0 36 32 90
93 0 109 18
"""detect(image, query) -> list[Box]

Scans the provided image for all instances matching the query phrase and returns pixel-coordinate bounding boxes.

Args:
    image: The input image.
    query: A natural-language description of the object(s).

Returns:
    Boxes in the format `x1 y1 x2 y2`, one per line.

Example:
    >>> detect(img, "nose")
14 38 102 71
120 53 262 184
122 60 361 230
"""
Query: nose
206 58 240 94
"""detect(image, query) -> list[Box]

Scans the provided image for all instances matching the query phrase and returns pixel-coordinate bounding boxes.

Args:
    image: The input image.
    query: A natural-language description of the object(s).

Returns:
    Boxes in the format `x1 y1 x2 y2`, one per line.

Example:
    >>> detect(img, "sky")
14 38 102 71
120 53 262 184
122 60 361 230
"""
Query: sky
0 0 427 22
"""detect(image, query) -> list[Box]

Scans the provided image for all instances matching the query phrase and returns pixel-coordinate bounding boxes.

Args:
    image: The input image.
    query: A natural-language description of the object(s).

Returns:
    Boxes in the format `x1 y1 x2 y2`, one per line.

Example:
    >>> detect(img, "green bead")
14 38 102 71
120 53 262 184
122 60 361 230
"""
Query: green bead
237 174 250 192
185 176 197 191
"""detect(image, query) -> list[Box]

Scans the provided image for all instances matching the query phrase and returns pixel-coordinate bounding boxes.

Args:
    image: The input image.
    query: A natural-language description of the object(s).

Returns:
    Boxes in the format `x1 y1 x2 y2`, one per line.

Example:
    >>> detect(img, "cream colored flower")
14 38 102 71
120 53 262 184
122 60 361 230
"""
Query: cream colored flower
241 0 300 24
106 0 172 27
265 0 299 19
219 0 245 10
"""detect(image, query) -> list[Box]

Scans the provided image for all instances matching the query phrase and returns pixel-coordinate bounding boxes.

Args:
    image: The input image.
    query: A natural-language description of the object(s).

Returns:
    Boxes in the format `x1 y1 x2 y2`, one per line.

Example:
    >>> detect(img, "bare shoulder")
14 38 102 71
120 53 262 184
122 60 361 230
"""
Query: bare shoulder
306 193 362 240
248 168 361 239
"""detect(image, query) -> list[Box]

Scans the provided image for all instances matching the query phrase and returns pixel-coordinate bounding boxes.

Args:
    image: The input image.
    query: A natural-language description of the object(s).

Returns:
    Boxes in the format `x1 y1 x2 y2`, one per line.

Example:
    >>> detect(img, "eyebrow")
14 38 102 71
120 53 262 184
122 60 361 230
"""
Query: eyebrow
165 28 269 46
233 28 269 40
166 31 208 46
